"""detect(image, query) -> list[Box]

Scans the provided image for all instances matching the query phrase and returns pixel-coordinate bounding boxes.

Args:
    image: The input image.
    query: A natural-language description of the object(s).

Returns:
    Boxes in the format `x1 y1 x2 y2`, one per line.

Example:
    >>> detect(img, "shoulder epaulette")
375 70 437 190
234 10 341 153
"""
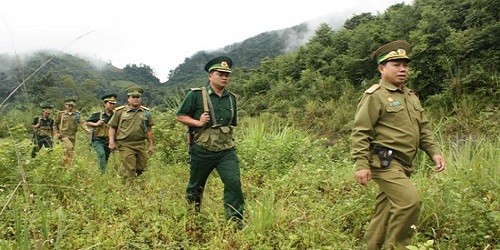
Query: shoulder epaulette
365 84 380 94
228 90 237 97
140 105 150 111
190 87 202 91
115 105 126 111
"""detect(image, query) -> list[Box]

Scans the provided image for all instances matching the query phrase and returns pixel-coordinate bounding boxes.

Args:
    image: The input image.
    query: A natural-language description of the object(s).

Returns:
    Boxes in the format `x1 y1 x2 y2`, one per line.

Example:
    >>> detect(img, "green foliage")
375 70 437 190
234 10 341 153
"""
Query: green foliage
0 51 164 113
0 111 499 248
406 239 435 250
151 109 187 164
165 23 312 88
123 63 160 85
226 0 499 139
412 135 500 248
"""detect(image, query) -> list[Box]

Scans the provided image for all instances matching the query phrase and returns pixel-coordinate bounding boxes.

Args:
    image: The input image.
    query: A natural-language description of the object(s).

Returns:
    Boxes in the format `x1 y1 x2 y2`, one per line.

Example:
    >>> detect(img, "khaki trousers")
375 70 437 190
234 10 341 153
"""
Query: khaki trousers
116 141 148 181
365 160 420 250
61 137 75 165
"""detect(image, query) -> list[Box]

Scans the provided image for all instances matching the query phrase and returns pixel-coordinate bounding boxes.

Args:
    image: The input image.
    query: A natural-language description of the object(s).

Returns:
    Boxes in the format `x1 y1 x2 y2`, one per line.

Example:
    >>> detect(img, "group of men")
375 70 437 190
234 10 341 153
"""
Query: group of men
30 56 245 227
31 86 154 179
30 40 446 248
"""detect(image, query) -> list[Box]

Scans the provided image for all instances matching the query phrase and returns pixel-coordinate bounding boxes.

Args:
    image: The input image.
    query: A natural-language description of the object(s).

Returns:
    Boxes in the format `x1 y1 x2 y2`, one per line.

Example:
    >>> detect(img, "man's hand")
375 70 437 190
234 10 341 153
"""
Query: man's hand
108 141 116 151
198 112 210 127
432 155 446 172
147 145 154 156
355 169 372 186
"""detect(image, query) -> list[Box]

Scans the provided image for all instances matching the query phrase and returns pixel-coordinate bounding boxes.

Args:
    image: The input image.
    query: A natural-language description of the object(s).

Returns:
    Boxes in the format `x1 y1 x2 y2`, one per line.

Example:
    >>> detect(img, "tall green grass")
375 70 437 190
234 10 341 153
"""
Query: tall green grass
0 111 498 249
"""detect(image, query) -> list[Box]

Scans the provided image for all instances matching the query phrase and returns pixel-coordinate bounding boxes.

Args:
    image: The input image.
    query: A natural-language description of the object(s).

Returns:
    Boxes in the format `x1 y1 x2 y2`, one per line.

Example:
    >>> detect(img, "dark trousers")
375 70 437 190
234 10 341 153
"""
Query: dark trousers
187 144 244 220
91 139 111 173
31 136 53 158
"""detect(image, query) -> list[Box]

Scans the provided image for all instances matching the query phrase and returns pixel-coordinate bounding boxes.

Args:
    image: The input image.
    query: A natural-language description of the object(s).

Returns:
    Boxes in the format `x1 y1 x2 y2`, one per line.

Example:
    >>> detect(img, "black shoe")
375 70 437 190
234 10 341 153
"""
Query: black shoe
229 217 245 230
136 169 144 177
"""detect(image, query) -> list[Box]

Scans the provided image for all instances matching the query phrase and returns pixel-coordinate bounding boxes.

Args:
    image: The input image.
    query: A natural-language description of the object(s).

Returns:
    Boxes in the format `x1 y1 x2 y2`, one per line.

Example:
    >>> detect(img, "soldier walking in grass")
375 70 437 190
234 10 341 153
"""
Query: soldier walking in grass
54 98 89 165
108 86 154 181
176 56 245 228
31 102 55 158
86 94 117 173
351 40 446 249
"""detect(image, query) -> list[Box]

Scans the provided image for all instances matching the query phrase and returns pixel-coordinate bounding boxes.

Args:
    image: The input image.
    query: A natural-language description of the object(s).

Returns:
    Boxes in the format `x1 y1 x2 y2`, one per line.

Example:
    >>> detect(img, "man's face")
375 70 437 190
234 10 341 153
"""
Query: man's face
209 70 230 89
65 104 75 112
128 95 141 107
104 101 116 110
42 110 51 117
379 59 409 86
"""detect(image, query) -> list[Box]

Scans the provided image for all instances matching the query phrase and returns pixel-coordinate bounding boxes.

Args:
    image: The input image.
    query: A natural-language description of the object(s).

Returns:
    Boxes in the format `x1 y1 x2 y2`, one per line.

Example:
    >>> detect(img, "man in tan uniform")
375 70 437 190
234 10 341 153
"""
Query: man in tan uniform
108 86 154 181
351 40 446 249
31 102 55 158
54 98 88 165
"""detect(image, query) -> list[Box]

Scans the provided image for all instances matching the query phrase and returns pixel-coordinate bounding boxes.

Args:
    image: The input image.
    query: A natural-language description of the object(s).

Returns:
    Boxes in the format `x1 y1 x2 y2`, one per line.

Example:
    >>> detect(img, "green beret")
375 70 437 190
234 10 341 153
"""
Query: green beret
372 40 411 64
126 86 144 96
64 98 77 106
101 94 117 103
204 56 233 73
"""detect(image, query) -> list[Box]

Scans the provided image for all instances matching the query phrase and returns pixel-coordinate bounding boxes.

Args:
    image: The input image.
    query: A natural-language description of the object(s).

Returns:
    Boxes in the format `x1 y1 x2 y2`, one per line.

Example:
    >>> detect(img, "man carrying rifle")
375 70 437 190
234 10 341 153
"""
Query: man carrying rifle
176 56 245 229
54 98 89 165
31 102 55 158
86 94 117 173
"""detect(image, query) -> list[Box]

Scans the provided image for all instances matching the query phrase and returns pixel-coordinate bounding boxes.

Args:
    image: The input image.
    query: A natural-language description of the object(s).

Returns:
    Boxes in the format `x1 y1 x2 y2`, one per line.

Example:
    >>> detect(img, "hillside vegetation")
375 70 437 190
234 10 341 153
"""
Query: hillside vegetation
0 0 499 248
0 111 498 249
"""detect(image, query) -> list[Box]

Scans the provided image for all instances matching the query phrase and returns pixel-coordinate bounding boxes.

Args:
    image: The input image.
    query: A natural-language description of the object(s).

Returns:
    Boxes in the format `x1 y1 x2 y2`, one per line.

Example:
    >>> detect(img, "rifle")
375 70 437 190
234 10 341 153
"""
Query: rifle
88 127 94 149
32 116 41 145
88 111 103 150
186 87 209 152
32 129 38 145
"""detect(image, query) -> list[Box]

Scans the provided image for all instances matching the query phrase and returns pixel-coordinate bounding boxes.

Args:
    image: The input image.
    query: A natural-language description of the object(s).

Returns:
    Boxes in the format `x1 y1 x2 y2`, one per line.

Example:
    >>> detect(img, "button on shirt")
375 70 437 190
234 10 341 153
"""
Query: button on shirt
351 80 441 171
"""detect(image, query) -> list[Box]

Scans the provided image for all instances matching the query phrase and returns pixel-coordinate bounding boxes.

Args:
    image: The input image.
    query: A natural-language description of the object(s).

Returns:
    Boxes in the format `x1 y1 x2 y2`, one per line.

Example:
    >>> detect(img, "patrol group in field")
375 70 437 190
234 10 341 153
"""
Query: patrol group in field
31 43 445 246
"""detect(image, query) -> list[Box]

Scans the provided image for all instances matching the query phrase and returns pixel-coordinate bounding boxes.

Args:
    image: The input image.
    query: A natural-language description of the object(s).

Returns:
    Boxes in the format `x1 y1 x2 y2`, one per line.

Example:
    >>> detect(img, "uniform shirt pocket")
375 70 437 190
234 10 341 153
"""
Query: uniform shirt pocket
385 105 406 125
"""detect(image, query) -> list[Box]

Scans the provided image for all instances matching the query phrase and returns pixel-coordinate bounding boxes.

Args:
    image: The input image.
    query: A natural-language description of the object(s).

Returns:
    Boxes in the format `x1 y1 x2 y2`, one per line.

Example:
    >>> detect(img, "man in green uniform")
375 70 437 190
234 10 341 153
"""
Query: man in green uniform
108 86 154 181
351 40 446 249
176 56 245 227
31 102 55 158
54 98 88 165
86 94 117 173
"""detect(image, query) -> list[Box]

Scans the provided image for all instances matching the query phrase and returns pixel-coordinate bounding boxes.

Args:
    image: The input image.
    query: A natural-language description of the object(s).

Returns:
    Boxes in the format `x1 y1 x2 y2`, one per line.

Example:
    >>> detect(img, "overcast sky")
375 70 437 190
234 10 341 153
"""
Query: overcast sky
1 0 411 82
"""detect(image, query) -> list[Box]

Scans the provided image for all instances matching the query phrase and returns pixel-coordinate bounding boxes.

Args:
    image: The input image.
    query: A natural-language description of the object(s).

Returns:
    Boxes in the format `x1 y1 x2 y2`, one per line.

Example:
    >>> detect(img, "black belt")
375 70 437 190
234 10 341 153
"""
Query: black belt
372 145 409 167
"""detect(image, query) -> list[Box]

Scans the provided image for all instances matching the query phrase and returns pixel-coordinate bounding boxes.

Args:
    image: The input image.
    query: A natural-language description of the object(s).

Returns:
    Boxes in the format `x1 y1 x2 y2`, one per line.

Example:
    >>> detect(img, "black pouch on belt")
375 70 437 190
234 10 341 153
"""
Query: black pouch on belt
375 147 393 168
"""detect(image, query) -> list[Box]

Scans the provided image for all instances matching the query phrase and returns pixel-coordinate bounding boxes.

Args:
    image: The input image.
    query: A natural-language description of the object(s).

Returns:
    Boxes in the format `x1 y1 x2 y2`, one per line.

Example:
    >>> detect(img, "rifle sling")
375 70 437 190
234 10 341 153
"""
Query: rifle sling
201 87 234 128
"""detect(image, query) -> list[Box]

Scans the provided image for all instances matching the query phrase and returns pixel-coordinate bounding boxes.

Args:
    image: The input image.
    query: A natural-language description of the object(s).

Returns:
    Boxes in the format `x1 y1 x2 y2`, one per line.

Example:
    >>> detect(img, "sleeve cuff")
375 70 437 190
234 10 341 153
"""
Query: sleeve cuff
425 147 442 159
354 158 370 171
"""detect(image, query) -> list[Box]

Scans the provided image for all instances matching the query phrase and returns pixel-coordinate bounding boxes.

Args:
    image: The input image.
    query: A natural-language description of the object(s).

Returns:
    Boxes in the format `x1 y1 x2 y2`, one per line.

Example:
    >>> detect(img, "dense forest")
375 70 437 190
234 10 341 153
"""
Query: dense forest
226 0 499 138
2 0 498 137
